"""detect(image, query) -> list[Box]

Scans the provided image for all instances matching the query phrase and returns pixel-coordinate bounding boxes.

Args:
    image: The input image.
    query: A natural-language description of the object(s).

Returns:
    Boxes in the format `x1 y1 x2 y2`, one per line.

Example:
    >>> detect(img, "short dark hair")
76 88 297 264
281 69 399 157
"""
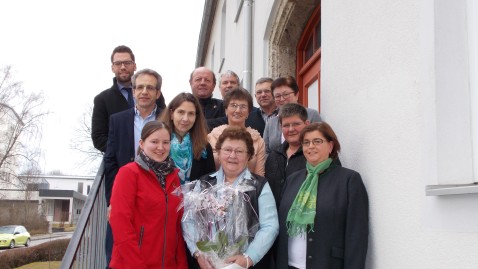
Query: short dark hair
223 88 253 114
132 69 163 91
215 126 255 161
138 121 171 155
278 103 308 124
299 122 341 159
111 45 135 63
158 92 208 160
271 76 299 94
255 77 273 85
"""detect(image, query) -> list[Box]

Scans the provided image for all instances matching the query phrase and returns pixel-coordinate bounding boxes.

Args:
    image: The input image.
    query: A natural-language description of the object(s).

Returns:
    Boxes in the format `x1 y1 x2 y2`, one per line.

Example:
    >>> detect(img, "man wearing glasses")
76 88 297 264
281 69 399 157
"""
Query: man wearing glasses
254 77 278 125
103 68 163 268
263 76 321 153
92 45 165 153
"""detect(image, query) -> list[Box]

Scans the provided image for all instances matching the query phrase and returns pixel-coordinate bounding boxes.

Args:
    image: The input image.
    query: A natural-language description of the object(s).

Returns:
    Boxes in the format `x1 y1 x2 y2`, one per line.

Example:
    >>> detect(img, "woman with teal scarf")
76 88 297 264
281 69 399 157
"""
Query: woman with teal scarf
276 122 369 269
159 92 216 184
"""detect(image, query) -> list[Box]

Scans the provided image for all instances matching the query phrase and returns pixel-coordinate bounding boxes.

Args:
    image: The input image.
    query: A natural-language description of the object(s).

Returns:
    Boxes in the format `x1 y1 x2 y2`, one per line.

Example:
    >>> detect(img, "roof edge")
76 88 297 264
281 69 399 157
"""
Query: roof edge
195 0 218 67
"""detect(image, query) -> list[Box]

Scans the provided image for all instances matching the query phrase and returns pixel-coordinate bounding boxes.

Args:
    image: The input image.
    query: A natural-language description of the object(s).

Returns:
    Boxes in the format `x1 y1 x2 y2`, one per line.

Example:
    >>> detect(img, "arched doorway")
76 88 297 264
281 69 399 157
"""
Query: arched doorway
297 4 321 111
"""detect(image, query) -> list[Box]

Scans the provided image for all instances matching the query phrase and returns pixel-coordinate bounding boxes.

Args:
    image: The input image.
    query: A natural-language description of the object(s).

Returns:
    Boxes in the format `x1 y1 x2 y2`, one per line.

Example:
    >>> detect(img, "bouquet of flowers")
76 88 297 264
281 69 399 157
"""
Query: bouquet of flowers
176 180 259 269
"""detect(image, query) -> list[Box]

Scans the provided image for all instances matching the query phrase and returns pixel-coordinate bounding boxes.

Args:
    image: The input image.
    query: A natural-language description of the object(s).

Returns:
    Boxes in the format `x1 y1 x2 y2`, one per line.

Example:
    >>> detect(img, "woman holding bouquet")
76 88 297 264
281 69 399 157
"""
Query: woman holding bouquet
158 92 216 184
276 122 369 269
109 121 188 269
183 126 279 269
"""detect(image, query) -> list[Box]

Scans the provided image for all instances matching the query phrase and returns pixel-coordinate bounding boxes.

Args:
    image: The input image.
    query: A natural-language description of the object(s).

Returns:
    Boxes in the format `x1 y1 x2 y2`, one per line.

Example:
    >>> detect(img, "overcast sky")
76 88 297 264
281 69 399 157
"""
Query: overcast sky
0 0 205 175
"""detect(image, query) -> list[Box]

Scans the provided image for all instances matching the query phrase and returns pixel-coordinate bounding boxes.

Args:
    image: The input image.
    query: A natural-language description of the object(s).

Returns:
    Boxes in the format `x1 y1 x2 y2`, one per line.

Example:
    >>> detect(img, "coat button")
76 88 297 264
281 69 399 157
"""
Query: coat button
308 238 313 242
130 157 134 161
308 256 313 259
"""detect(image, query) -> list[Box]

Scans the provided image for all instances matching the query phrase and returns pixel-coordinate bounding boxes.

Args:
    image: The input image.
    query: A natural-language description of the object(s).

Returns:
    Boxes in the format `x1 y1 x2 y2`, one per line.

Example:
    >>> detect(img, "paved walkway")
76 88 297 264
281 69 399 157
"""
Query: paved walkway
32 231 73 241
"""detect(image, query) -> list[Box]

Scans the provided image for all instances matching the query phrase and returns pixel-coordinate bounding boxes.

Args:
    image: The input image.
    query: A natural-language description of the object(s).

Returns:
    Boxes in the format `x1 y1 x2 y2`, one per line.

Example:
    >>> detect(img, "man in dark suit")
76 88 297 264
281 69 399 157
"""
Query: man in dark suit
91 45 165 152
103 68 163 268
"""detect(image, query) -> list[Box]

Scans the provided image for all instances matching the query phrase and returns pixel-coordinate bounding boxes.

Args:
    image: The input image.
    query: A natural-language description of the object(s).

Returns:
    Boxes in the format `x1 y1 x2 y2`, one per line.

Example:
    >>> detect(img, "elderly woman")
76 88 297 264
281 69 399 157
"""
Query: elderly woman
184 126 278 269
159 92 216 184
208 88 266 176
276 122 369 269
109 121 188 269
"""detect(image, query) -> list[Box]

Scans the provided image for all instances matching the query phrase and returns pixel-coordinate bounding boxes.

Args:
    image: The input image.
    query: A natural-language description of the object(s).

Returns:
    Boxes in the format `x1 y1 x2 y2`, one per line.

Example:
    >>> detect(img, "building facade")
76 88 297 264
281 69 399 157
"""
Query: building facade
196 0 478 268
0 174 93 225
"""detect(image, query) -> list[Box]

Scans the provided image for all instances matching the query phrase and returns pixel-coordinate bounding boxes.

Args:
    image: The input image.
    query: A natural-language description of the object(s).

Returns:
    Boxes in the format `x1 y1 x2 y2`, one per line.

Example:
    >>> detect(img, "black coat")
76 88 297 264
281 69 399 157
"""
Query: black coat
92 78 166 152
199 97 226 120
189 143 216 181
92 78 129 152
264 142 306 208
276 164 369 269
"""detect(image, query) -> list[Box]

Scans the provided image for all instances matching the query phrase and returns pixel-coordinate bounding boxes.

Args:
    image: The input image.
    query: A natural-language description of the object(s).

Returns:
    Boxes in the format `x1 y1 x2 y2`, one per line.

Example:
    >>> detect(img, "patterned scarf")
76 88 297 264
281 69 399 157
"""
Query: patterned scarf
170 133 193 184
170 133 208 184
286 158 332 237
139 150 175 189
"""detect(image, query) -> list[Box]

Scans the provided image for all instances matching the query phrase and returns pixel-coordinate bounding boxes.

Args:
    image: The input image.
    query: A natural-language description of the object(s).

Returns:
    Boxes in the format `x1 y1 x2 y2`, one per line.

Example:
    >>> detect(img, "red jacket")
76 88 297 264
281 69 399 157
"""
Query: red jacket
110 160 187 269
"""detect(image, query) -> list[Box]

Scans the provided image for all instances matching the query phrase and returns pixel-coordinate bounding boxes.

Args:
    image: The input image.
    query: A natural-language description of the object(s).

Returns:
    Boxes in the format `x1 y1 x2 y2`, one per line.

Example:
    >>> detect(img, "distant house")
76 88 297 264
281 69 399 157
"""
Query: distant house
196 1 478 268
0 174 94 225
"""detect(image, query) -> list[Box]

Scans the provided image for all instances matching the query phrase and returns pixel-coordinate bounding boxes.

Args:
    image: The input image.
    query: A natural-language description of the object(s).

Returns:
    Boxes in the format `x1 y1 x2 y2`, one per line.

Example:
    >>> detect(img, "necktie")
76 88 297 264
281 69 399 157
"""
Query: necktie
125 88 134 108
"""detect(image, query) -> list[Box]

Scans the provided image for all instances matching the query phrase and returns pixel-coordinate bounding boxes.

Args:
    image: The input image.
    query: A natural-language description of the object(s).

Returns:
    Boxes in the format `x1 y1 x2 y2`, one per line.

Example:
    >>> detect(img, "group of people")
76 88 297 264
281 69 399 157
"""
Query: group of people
92 45 369 269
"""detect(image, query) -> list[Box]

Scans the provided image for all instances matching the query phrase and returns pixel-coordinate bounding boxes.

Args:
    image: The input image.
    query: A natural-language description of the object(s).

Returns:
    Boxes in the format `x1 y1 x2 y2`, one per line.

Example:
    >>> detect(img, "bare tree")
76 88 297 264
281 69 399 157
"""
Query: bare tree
70 104 102 174
0 65 47 186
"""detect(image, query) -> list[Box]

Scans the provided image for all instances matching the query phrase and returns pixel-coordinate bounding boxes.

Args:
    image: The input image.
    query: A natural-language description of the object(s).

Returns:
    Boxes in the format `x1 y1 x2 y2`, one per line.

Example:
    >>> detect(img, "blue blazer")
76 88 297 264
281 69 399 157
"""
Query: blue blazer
103 108 161 205
104 109 135 205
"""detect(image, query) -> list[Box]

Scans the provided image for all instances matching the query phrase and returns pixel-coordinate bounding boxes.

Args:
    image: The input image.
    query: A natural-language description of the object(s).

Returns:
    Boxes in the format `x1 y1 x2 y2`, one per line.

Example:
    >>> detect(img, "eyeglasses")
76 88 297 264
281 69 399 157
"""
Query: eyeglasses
273 91 295 100
281 122 304 129
112 61 134 68
220 147 247 157
301 138 325 147
134 85 157 92
229 103 248 111
255 89 272 95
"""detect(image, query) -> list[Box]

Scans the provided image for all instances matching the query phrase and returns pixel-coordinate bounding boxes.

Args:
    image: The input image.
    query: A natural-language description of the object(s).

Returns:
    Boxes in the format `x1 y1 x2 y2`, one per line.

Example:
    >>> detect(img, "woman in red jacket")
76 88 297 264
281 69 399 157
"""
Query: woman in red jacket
109 121 188 269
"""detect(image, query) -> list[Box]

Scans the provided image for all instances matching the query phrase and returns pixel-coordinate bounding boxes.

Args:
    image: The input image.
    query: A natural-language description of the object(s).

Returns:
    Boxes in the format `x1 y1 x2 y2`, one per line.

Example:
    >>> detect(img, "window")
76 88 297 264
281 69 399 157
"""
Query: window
296 4 321 109
219 1 226 72
426 0 478 195
467 0 478 180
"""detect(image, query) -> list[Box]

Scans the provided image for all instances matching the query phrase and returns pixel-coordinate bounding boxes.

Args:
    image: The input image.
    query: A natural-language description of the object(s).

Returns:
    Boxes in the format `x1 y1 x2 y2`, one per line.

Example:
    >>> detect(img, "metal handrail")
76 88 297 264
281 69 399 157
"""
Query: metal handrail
61 161 107 269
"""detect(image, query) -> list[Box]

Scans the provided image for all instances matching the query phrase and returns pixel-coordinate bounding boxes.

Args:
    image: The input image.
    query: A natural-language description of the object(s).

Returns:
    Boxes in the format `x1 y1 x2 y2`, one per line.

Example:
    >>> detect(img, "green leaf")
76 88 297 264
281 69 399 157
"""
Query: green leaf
196 240 220 252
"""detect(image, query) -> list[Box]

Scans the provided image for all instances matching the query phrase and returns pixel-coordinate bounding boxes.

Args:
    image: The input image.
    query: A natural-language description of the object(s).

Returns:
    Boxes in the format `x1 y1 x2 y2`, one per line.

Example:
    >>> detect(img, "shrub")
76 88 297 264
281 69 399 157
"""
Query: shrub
0 238 69 269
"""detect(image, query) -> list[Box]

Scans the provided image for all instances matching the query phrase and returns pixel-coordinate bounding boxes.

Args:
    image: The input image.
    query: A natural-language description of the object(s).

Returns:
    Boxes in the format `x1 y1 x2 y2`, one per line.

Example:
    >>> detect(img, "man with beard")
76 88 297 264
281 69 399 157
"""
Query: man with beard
92 45 165 152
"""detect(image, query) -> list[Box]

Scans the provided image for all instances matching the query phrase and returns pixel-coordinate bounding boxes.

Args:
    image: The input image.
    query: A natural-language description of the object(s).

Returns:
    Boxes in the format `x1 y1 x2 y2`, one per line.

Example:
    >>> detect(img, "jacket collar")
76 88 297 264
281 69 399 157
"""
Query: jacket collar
135 155 150 171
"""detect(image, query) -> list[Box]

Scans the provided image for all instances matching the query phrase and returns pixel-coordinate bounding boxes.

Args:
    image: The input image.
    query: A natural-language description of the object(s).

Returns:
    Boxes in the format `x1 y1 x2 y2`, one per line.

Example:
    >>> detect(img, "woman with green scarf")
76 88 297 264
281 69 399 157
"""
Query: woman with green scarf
276 122 369 269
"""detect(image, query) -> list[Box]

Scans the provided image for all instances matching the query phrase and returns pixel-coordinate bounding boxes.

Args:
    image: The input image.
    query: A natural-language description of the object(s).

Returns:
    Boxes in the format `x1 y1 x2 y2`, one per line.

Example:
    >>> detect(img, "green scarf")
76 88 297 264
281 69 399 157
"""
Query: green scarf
286 158 333 237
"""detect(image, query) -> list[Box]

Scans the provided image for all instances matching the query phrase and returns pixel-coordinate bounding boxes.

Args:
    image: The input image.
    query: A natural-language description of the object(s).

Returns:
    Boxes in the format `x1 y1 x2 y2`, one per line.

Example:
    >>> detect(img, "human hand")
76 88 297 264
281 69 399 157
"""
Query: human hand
197 253 215 269
107 205 111 221
225 254 251 268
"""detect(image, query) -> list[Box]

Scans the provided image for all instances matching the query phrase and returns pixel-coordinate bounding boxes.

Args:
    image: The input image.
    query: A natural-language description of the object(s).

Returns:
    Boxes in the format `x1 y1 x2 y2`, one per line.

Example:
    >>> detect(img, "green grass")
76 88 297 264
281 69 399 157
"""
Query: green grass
15 261 61 269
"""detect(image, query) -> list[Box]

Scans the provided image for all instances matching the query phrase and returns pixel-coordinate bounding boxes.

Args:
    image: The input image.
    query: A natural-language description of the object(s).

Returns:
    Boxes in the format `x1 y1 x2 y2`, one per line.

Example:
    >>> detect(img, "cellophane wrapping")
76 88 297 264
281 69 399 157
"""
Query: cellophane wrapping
175 180 259 268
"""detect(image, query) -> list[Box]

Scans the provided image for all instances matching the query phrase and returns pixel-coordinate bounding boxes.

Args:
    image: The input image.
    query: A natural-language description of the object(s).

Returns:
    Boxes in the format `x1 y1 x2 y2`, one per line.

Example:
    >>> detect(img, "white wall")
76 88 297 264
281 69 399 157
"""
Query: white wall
202 0 478 268
322 0 478 268
207 0 274 99
46 177 93 196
